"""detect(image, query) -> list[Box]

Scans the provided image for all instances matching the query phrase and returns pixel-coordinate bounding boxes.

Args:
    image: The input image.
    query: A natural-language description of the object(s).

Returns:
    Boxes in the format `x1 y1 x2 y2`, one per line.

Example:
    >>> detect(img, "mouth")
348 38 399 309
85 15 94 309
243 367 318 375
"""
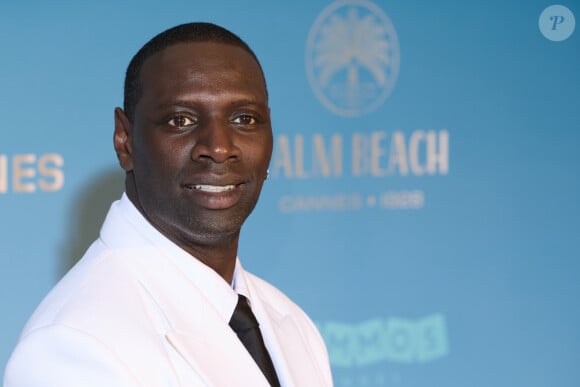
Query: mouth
182 182 245 210
184 184 239 193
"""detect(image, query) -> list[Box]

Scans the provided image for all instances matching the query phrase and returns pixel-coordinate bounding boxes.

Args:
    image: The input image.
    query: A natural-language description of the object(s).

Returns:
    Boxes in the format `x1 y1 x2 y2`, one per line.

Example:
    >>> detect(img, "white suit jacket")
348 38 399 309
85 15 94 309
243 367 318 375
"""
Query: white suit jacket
4 197 333 387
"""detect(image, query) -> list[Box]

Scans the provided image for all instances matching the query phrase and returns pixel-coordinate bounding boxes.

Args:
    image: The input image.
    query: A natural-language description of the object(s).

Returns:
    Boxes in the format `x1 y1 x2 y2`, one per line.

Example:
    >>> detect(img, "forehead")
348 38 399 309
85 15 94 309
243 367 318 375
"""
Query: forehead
138 41 267 100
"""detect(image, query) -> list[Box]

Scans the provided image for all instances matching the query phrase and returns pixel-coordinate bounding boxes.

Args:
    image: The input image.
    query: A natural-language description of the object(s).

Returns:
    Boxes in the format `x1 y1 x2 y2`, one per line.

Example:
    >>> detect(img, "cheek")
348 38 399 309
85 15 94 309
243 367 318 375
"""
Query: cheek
132 144 187 203
243 135 273 168
246 149 271 172
137 135 191 173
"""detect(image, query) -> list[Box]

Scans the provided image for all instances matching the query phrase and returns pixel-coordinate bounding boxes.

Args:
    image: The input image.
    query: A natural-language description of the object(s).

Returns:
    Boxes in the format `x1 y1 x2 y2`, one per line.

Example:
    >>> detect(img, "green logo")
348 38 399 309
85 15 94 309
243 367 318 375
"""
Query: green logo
317 314 449 367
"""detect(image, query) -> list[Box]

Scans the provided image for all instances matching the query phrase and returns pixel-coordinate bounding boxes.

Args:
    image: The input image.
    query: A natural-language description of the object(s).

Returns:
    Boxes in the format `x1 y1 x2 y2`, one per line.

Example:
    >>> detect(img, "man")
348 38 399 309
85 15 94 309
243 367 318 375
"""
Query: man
4 23 333 386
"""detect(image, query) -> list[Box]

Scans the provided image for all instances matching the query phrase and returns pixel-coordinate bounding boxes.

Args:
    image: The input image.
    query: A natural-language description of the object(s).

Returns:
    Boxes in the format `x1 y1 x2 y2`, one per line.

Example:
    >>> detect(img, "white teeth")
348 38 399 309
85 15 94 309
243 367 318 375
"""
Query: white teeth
191 184 235 192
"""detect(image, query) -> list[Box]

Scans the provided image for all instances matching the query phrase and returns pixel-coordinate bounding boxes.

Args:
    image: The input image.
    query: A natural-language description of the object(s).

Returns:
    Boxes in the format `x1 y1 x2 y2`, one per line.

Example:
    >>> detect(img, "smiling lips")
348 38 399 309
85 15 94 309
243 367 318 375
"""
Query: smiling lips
189 184 236 193
183 183 245 209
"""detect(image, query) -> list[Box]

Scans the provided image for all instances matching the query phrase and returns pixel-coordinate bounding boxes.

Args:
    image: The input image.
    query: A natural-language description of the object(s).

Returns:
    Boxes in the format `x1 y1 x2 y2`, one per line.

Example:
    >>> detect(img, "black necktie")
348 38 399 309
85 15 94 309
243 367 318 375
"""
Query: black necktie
229 294 281 387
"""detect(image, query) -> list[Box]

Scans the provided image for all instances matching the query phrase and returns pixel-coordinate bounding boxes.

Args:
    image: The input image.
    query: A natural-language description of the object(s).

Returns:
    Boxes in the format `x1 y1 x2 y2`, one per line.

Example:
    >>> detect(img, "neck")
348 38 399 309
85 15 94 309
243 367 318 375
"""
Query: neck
124 174 240 284
181 235 239 284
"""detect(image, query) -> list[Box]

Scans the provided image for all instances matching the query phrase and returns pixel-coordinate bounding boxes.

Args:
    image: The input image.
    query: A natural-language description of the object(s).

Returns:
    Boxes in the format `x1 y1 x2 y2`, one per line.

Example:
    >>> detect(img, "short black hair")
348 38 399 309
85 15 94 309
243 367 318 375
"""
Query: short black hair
123 22 266 121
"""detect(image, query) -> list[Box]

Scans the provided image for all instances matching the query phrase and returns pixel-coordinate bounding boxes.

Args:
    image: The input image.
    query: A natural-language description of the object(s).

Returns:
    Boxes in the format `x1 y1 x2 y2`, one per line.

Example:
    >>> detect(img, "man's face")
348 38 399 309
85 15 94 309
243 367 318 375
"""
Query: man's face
115 41 272 249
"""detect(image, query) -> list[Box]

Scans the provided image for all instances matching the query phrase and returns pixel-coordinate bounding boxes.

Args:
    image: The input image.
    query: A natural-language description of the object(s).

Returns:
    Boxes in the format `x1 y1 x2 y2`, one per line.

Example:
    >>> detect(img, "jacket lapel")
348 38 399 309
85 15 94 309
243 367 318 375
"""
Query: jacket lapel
245 280 327 387
130 248 270 387
166 329 269 387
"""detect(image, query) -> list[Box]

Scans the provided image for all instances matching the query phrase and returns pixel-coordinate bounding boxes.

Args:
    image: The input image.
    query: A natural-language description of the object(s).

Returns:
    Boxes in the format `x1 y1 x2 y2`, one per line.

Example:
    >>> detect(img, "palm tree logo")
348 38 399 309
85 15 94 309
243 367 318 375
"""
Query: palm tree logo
306 0 400 117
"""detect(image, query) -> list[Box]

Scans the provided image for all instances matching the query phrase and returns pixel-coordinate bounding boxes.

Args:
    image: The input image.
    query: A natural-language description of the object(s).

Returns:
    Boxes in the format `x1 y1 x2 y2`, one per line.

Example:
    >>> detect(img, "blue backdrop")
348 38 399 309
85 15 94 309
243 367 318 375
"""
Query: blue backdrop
2 1 579 386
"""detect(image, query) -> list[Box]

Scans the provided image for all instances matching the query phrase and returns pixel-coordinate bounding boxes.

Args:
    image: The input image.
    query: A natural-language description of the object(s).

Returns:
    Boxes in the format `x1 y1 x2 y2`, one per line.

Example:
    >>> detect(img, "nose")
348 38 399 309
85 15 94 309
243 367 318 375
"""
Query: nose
190 118 241 163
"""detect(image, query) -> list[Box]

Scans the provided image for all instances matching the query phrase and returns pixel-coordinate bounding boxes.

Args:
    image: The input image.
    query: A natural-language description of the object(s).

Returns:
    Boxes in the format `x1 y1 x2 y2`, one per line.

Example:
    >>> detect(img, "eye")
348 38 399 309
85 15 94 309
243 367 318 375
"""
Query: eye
168 115 195 128
232 114 256 126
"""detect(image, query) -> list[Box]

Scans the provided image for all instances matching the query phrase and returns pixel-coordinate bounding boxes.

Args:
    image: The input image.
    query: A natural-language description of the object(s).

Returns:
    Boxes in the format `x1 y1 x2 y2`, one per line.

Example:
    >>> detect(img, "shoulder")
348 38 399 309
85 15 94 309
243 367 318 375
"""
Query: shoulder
6 242 175 386
4 324 140 387
20 240 147 338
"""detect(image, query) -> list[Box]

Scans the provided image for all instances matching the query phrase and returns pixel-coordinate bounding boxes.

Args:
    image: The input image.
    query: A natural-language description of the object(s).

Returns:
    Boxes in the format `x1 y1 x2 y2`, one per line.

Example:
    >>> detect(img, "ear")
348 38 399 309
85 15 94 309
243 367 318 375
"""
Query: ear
114 107 134 171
